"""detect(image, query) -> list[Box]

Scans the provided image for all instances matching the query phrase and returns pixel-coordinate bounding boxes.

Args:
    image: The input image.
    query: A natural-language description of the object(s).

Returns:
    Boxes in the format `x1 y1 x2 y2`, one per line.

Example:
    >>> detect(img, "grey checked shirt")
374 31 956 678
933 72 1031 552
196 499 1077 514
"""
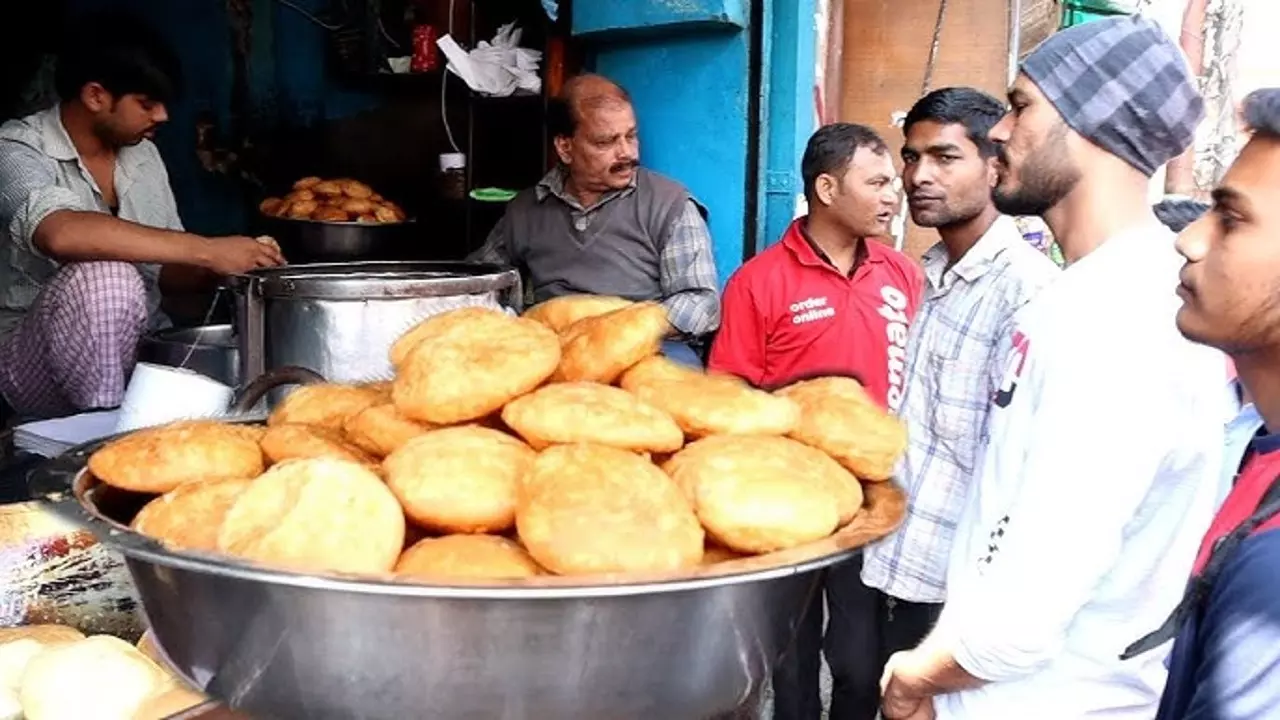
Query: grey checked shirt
0 105 181 340
469 167 721 336
861 216 1059 603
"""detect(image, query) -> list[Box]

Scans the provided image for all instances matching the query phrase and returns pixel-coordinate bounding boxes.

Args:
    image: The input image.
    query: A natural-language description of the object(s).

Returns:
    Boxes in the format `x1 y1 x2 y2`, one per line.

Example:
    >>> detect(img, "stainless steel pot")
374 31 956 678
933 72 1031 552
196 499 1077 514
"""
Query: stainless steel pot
258 216 415 264
227 262 521 401
28 434 905 720
138 325 240 387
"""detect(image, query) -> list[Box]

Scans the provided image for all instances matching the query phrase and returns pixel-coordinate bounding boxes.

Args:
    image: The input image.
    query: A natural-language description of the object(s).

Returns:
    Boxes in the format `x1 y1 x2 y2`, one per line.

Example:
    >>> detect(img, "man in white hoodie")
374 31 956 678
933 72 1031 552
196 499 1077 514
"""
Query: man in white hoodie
879 16 1226 720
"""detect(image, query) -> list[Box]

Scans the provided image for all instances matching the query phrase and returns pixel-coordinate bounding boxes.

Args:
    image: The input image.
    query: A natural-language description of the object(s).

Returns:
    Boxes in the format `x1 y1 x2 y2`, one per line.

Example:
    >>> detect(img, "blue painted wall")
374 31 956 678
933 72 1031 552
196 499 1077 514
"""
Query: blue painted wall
758 0 817 253
576 0 816 285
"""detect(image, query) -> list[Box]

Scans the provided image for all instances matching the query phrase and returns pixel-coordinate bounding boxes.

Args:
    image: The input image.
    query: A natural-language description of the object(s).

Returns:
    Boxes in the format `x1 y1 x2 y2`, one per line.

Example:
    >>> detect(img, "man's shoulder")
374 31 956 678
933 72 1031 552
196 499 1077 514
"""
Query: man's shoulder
869 242 924 287
0 112 50 154
730 240 792 281
635 167 689 194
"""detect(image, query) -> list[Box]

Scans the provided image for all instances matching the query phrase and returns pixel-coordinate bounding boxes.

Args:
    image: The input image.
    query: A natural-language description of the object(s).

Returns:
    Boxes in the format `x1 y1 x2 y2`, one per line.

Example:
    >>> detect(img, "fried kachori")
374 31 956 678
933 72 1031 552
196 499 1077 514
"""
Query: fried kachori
342 402 434 458
517 444 704 575
394 535 544 580
130 477 252 552
267 383 383 432
216 457 406 574
383 426 534 534
776 376 907 481
623 367 801 439
663 435 860 554
554 302 670 384
618 355 701 388
260 423 378 467
522 294 634 333
88 421 264 494
393 309 560 424
19 635 170 720
702 543 747 564
501 382 684 453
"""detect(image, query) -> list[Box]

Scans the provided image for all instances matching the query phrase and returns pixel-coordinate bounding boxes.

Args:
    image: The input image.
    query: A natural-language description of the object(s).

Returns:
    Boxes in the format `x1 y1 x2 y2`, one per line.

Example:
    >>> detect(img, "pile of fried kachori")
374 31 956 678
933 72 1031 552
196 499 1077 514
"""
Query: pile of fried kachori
89 295 907 583
260 176 407 224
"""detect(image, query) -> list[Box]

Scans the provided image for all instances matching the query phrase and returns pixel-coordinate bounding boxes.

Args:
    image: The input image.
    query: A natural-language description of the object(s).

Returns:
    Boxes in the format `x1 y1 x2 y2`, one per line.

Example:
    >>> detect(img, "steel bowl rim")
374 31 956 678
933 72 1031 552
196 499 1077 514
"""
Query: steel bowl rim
260 214 418 227
223 261 521 300
29 430 860 601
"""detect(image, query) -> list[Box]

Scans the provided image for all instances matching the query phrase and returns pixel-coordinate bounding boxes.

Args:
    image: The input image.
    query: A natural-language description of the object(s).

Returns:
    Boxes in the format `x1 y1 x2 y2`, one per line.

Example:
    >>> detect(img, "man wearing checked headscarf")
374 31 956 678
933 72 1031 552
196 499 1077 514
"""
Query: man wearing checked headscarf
876 15 1229 720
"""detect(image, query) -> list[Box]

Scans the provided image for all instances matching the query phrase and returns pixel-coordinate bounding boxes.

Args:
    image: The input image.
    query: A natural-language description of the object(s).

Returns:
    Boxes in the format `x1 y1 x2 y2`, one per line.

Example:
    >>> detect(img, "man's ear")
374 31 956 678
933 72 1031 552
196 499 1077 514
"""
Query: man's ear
985 156 999 188
81 82 112 113
814 174 837 207
553 136 573 166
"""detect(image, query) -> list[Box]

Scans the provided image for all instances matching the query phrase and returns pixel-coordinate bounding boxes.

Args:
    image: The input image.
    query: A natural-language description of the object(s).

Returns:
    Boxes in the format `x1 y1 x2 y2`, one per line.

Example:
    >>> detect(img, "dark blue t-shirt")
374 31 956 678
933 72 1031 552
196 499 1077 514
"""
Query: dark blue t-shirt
1155 527 1280 719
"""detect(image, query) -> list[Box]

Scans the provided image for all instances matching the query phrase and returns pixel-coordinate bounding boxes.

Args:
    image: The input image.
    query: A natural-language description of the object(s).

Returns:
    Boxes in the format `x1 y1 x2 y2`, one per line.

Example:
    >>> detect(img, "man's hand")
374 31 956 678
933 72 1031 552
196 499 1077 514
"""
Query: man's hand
882 650 929 719
199 235 286 276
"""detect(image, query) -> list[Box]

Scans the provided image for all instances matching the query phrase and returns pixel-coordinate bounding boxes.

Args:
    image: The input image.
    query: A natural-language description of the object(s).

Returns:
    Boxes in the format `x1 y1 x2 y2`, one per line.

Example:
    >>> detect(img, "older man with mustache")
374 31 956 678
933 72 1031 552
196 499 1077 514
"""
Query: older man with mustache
469 74 720 366
878 16 1226 720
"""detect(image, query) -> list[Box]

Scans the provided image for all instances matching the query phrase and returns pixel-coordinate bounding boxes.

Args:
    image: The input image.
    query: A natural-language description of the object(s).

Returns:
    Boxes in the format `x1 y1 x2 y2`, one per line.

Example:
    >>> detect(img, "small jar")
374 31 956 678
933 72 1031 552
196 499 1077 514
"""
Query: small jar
438 153 467 201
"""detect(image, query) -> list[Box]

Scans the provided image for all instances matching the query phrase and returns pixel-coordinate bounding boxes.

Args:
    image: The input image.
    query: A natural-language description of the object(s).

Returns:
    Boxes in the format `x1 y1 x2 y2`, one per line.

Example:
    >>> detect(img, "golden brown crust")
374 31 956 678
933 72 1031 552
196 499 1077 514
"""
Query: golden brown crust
292 176 322 190
130 477 252 552
522 294 634 333
341 402 433 458
382 426 533 534
216 458 405 574
285 199 319 219
554 302 670 384
311 179 343 196
267 383 383 432
775 377 907 481
502 382 684 453
258 197 284 216
88 421 264 494
516 444 703 575
663 435 858 553
338 179 374 199
260 423 379 467
392 310 560 425
0 625 84 646
340 198 375 214
311 206 350 223
394 535 544 580
623 369 801 439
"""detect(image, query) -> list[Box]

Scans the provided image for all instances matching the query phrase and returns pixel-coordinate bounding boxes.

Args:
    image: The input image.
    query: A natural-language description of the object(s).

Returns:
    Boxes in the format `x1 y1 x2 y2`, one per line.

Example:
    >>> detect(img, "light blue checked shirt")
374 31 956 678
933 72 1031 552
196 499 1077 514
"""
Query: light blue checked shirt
861 216 1059 603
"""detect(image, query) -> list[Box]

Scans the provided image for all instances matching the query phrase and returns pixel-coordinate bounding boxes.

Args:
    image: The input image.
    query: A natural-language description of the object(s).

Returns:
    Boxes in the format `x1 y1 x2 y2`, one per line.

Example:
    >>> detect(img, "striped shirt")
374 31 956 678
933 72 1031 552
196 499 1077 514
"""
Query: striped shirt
861 216 1059 603
469 166 720 336
0 105 181 341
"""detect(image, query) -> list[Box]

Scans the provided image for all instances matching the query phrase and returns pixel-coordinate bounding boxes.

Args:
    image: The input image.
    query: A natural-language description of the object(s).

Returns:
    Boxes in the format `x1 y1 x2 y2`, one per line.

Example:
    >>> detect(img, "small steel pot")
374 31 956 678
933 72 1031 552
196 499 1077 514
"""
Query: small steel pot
258 216 416 264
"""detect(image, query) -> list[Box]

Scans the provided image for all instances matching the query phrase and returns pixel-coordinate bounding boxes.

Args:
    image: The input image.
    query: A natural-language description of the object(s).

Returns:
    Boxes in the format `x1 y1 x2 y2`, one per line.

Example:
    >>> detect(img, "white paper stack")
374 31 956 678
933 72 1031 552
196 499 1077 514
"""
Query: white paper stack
13 410 121 457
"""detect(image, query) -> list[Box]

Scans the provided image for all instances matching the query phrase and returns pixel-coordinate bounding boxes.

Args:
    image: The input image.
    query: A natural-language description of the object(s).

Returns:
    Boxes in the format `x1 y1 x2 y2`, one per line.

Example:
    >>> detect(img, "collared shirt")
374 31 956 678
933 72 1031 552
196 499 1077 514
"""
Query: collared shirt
708 217 924 404
0 105 181 340
468 166 720 336
1221 379 1263 502
931 222 1225 720
861 216 1059 603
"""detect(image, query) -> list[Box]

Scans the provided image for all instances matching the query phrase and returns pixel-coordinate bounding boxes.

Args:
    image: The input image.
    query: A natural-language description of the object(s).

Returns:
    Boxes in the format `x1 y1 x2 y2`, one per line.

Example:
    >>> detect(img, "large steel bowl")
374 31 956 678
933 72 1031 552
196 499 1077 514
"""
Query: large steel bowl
258 215 416 264
29 433 905 720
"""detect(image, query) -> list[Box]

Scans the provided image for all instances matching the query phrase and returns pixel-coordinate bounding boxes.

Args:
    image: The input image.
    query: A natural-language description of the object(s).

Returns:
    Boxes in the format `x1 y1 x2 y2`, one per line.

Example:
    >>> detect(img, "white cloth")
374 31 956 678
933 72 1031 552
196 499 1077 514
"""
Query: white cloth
862 217 1059 602
0 105 183 340
932 222 1226 720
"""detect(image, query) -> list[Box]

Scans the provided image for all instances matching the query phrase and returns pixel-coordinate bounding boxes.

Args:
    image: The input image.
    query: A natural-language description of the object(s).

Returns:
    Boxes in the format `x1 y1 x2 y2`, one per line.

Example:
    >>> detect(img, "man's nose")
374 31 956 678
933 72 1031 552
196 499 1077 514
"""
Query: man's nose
153 104 170 124
990 112 1013 143
1174 214 1211 262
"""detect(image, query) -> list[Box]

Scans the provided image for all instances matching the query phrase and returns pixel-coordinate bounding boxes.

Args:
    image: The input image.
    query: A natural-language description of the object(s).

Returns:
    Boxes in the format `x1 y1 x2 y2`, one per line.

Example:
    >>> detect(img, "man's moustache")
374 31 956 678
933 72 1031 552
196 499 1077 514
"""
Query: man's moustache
610 161 639 173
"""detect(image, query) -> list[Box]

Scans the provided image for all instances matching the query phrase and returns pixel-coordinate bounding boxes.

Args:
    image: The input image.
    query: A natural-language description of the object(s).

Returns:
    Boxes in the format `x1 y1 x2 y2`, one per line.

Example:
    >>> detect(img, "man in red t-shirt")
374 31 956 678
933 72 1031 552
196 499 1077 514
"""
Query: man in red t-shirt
709 123 923 409
710 123 923 720
1124 87 1280 720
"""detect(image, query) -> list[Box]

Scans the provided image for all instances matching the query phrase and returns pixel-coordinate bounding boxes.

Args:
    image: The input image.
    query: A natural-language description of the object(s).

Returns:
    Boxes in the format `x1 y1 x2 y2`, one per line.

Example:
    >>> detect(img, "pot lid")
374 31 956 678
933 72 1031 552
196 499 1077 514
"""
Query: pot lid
226 261 520 300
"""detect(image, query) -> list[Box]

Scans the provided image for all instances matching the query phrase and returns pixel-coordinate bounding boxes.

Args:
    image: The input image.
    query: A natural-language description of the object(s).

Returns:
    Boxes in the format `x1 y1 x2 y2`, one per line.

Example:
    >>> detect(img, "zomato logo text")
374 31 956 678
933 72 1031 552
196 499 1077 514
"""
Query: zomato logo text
878 286 910 412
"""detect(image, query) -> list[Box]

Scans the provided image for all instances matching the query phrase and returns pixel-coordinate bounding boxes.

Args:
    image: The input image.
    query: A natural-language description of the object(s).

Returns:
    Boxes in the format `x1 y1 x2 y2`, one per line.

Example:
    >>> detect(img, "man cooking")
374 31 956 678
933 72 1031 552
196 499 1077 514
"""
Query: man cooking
879 16 1225 720
0 16 284 422
467 74 720 366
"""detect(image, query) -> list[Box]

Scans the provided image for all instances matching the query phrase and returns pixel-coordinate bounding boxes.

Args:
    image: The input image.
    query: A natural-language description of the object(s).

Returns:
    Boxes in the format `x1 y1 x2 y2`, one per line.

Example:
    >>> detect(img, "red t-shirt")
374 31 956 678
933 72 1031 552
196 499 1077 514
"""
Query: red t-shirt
1191 436 1280 575
708 218 924 409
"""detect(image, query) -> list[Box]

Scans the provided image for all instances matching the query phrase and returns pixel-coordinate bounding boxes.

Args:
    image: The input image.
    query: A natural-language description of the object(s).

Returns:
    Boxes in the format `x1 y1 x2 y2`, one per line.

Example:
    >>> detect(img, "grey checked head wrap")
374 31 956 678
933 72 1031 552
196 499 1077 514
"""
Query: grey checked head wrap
1021 15 1204 176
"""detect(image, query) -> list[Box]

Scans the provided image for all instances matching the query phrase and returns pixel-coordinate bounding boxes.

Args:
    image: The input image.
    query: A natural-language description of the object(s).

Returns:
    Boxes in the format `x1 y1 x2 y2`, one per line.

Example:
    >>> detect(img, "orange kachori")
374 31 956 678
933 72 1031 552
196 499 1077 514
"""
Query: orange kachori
776 376 908 481
522 294 634 333
554 302 670 384
663 435 860 554
517 444 704 575
88 421 264 494
623 365 801 439
393 309 560 424
342 402 434 458
216 457 406 574
130 477 252 552
388 306 512 369
383 425 534 534
501 382 684 453
260 423 378 467
267 383 383 431
395 535 544 580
